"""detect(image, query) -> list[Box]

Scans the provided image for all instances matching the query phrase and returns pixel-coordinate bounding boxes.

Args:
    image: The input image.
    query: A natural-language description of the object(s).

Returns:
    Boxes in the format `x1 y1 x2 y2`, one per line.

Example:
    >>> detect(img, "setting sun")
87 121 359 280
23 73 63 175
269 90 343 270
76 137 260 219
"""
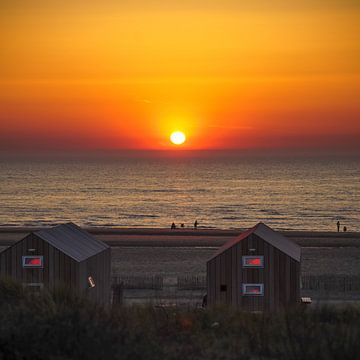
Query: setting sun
170 131 186 145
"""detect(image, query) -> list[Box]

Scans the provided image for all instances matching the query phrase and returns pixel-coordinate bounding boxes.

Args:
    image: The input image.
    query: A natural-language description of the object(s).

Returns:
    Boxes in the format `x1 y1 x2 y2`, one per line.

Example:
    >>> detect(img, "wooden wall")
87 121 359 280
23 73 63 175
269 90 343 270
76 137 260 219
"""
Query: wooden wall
0 234 111 304
207 234 300 311
81 247 111 305
0 234 79 291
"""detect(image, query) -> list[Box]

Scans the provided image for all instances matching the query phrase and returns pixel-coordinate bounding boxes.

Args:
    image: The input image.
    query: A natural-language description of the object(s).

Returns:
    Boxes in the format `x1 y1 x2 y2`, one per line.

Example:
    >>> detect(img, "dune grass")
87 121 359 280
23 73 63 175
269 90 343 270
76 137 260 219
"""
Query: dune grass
0 278 359 360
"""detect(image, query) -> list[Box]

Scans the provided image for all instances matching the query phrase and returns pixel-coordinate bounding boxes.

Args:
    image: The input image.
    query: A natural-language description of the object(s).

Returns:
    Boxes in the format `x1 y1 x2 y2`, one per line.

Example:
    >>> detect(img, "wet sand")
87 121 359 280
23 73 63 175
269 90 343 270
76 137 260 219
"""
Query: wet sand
0 227 359 248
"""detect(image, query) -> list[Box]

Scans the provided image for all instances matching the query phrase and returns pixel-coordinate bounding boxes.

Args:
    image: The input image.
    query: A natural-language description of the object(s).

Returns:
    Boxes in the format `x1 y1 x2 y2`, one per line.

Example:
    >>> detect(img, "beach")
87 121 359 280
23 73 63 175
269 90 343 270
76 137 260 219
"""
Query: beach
1 227 360 247
1 227 360 305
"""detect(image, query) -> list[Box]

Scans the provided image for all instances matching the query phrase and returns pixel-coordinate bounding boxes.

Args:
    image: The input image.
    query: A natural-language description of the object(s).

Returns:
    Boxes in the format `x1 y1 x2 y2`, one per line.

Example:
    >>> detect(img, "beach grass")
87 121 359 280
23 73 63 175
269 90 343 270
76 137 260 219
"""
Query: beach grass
0 278 359 360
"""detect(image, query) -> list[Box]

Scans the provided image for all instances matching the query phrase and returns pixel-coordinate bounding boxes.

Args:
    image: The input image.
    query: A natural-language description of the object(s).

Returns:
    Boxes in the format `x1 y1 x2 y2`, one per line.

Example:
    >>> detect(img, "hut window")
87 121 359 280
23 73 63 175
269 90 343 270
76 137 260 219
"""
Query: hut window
22 256 43 268
23 283 44 293
242 284 264 296
220 284 227 292
88 276 96 288
242 256 264 268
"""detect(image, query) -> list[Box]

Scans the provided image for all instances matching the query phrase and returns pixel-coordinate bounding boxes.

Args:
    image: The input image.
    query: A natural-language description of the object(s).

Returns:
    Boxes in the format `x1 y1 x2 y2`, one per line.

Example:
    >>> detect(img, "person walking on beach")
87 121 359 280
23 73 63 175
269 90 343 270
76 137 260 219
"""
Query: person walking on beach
171 222 176 230
194 220 198 229
337 221 340 232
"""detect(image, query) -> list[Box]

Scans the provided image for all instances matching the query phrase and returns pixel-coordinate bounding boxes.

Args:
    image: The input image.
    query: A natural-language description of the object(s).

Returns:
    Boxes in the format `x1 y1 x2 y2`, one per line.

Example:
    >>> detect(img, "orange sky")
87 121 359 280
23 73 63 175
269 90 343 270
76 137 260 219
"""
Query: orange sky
0 1 359 153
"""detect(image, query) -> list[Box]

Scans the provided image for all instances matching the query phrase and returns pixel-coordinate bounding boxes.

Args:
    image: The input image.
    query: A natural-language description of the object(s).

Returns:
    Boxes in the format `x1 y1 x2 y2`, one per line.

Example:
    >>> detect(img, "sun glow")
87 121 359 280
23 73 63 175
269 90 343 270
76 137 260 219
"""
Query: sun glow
170 131 186 145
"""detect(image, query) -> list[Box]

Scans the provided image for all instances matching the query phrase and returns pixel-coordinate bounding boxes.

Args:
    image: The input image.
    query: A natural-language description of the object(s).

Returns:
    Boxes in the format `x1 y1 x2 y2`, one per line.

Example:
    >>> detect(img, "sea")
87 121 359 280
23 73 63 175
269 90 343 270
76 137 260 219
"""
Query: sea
0 156 359 231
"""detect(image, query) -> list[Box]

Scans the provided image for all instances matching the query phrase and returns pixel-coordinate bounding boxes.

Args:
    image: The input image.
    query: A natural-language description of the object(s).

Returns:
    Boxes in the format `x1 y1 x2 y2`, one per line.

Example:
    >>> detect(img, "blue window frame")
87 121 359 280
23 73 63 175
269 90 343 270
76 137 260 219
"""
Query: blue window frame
242 283 264 296
242 255 264 268
22 256 43 268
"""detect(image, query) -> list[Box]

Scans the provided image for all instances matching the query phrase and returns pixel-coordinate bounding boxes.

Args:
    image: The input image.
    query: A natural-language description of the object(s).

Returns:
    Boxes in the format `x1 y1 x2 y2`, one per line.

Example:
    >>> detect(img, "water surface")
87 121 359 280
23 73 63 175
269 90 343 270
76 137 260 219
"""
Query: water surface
0 157 359 231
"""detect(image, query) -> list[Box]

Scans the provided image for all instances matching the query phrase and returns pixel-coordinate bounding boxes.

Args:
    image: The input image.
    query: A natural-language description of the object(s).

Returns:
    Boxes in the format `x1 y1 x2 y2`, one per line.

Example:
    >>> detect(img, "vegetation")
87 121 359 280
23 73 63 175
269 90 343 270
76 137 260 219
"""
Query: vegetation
0 279 359 360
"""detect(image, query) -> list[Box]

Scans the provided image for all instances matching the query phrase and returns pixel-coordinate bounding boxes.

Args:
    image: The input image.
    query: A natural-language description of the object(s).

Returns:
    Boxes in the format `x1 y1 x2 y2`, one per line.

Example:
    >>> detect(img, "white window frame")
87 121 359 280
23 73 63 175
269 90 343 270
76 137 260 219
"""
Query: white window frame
242 283 264 296
242 255 264 268
22 255 44 268
22 283 44 292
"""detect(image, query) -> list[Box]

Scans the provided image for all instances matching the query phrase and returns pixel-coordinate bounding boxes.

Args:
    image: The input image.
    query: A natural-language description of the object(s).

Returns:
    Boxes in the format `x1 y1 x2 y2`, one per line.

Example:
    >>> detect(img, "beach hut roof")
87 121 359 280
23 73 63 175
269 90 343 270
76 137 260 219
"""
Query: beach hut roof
208 222 301 262
35 223 109 262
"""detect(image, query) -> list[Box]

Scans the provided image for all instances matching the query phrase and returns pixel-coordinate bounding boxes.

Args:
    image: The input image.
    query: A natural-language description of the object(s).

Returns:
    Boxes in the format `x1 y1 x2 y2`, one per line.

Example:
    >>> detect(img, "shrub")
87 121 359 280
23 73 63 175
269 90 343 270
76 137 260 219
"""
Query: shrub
0 278 359 360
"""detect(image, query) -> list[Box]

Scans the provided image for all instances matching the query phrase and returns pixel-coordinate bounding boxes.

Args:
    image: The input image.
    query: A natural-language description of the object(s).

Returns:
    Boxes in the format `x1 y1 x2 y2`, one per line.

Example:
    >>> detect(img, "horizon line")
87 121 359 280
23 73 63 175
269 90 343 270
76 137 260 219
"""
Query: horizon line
1 148 359 160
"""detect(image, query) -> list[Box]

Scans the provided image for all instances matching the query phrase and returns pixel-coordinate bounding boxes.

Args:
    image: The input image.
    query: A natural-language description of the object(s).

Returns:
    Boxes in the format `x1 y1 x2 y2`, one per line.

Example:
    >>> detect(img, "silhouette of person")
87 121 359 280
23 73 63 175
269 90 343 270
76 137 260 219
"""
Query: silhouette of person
343 226 347 232
171 222 176 229
194 220 198 229
337 221 340 232
202 294 207 308
180 223 185 228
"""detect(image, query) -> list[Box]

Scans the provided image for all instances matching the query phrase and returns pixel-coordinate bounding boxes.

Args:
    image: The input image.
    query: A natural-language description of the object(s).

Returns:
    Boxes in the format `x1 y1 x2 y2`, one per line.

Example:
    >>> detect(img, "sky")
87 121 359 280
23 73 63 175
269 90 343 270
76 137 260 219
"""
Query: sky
0 0 359 154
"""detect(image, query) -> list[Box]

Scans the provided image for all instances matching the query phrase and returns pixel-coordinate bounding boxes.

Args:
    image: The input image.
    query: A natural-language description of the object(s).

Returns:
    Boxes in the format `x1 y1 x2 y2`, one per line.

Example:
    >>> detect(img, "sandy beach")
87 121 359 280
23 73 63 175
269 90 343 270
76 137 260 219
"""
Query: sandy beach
0 227 359 248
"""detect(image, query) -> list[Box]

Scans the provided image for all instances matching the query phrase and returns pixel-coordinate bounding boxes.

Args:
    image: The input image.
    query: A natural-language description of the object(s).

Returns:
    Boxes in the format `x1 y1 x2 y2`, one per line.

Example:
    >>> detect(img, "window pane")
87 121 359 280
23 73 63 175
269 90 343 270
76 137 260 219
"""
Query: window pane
242 256 264 267
242 283 264 296
246 286 261 293
246 258 261 265
24 258 41 265
22 256 43 268
22 283 44 293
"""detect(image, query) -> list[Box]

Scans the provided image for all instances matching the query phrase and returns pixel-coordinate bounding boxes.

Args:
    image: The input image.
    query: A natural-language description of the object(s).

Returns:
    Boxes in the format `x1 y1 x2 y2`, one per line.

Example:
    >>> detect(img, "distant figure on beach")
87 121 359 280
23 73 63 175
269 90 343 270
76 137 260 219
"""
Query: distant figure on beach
337 221 340 232
171 222 176 229
194 220 198 229
202 294 207 308
180 223 185 228
343 226 347 232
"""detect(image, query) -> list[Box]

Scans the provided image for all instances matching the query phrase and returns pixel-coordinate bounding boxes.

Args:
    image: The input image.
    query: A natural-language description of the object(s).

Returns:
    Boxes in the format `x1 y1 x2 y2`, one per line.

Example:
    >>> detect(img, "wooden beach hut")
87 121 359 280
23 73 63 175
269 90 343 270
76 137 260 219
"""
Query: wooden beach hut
207 222 301 311
0 223 111 304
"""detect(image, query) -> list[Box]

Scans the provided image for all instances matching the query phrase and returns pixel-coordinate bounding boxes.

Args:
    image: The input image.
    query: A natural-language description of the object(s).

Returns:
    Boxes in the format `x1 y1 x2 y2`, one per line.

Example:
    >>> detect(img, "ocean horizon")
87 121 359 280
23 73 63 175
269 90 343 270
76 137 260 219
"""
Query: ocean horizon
0 156 359 231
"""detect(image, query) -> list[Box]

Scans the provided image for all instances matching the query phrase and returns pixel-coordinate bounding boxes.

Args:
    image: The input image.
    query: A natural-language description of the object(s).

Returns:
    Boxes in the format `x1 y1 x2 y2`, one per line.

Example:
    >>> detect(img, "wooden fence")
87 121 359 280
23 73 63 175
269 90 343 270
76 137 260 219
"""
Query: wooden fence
177 275 207 290
112 275 163 290
301 274 360 292
111 283 123 305
111 274 360 305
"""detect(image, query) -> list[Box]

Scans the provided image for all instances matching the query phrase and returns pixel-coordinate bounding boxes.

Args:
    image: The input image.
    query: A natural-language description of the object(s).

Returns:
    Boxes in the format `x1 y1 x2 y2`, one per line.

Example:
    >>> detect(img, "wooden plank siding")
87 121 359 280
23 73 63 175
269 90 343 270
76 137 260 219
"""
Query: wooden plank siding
231 246 237 307
207 261 216 306
214 256 220 304
0 234 78 290
207 232 300 312
219 253 226 304
236 242 242 308
0 232 111 305
83 247 111 305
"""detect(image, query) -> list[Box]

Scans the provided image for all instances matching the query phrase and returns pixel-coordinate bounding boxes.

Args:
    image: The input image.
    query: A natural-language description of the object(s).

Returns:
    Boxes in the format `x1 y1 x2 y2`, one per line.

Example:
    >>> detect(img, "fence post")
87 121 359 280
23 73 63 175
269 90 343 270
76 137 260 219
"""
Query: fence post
112 282 123 305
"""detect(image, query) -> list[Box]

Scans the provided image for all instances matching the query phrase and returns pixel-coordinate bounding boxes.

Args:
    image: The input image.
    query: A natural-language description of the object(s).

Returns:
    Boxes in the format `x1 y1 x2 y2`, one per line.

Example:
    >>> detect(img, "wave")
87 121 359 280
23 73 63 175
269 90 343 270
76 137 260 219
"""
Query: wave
259 209 281 216
129 188 210 194
119 214 160 219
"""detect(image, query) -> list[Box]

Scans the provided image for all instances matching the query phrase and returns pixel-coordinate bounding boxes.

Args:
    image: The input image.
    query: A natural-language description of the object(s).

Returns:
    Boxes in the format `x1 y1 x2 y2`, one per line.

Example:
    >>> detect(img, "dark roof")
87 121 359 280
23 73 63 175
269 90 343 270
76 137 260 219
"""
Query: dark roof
208 222 301 262
35 223 109 262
